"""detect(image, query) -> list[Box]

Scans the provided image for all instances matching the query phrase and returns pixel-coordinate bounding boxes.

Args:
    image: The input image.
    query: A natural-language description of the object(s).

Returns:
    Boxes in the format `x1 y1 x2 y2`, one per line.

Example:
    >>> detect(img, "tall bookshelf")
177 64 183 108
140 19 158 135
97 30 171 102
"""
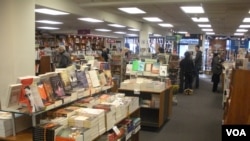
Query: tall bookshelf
223 69 250 124
110 54 126 85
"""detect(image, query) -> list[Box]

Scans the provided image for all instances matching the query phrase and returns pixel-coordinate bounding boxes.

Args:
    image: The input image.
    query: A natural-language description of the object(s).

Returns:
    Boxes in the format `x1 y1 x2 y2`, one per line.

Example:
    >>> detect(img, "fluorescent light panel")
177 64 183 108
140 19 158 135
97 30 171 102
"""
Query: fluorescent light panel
108 24 126 28
239 25 250 28
236 29 248 32
206 32 215 35
95 29 111 32
178 31 187 34
118 7 146 14
202 28 213 31
153 34 162 37
35 8 69 15
191 17 209 22
78 18 103 23
37 27 59 30
36 20 63 24
198 24 211 27
114 31 126 34
243 18 250 22
128 28 139 31
234 33 244 36
127 34 138 36
180 6 204 14
143 17 163 22
158 23 173 27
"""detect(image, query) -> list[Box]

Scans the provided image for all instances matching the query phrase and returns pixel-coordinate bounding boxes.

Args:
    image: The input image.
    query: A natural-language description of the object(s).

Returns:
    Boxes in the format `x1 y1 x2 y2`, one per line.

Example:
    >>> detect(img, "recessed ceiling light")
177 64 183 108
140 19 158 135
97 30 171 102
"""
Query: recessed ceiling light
95 29 111 32
36 20 63 24
198 24 211 27
191 17 209 22
78 18 104 23
153 34 162 37
128 28 140 31
158 23 173 27
239 25 250 28
108 24 126 28
114 31 126 34
118 7 146 14
180 6 204 14
236 29 248 32
37 27 60 30
35 8 69 15
205 32 215 35
126 34 138 36
143 17 163 22
243 18 250 22
202 28 213 31
234 33 244 36
178 31 187 34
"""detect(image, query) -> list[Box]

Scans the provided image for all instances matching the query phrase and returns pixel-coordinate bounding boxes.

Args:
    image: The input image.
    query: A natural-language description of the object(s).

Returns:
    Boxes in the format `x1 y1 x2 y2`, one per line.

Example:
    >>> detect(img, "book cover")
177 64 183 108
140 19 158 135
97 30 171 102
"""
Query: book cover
138 61 145 72
99 72 107 86
39 73 57 102
49 74 66 99
145 63 152 72
104 70 112 85
4 84 22 111
151 62 160 74
75 70 89 88
88 70 101 87
132 60 139 71
55 68 72 92
18 76 45 113
66 65 78 88
159 65 168 76
37 82 54 106
126 64 132 74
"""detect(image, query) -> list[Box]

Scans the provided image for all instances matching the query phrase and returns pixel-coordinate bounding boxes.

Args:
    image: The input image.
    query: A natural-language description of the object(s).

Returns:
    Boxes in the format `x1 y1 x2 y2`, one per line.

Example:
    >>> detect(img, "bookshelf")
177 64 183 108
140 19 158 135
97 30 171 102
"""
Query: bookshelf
223 69 250 124
110 54 126 85
118 85 173 129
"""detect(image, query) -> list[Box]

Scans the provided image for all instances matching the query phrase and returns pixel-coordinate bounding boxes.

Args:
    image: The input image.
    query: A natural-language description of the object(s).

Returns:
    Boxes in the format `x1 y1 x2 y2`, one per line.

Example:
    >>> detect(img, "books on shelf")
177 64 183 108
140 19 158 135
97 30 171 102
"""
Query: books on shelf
75 70 89 89
159 64 168 76
49 74 66 99
88 70 100 87
126 64 133 74
145 63 152 72
66 65 78 88
55 68 72 92
39 72 58 102
138 61 145 72
132 60 139 71
151 62 160 74
3 84 23 112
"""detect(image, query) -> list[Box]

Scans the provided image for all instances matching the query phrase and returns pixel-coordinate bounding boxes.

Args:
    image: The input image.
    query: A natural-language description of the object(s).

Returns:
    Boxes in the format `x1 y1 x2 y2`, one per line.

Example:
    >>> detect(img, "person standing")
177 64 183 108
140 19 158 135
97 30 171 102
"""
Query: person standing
57 46 72 68
211 53 223 92
194 45 202 89
180 51 195 94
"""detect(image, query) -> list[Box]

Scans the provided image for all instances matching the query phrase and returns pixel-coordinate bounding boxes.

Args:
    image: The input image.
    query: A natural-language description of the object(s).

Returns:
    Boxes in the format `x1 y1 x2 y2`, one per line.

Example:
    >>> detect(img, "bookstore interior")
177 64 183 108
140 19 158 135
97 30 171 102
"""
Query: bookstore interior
2 1 250 141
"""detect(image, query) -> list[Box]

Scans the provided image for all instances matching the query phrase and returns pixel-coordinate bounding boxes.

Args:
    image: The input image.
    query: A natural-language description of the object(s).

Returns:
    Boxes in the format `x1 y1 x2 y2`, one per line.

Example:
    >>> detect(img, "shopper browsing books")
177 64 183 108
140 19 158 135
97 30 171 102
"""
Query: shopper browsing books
56 46 72 68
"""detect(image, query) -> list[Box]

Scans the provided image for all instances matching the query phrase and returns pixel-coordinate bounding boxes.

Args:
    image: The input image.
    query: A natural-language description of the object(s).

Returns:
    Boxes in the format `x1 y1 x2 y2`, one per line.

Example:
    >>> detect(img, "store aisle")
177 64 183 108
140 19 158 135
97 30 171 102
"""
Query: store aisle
140 74 223 141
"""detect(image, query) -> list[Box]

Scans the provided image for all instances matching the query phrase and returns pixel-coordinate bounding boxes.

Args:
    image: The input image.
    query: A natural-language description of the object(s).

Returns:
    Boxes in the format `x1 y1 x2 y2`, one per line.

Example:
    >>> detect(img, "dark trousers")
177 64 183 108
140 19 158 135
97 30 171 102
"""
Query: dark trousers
184 73 193 89
194 66 200 88
179 71 184 93
212 73 221 92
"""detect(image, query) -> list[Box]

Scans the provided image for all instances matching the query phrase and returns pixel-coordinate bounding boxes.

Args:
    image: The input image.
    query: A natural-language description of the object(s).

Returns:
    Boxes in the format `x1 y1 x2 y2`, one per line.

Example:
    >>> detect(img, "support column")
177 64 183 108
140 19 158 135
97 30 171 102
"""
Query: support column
0 0 35 107
139 23 149 53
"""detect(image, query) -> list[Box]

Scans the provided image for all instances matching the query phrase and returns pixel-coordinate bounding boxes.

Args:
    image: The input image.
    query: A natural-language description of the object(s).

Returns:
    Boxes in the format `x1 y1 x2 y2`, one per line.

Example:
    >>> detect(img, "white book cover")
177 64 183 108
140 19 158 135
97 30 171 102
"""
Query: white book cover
160 65 168 76
145 63 152 72
88 70 100 87
4 84 22 111
126 64 132 74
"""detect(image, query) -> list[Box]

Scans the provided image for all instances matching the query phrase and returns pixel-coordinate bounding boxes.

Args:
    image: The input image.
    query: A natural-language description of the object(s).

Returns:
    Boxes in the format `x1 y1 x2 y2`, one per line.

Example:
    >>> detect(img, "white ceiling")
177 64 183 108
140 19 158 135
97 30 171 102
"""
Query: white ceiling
35 0 250 37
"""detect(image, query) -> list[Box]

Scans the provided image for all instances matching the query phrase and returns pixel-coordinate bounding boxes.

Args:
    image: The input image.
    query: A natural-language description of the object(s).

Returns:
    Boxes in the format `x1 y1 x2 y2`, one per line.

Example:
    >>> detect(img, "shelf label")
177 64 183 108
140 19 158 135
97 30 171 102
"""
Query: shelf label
126 132 132 140
133 125 141 134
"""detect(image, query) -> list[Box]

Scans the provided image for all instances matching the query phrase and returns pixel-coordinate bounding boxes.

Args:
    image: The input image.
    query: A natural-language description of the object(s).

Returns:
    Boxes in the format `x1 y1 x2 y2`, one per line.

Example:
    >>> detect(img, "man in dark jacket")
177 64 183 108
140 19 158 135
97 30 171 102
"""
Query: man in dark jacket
180 51 195 94
194 45 202 89
211 53 223 92
57 46 72 68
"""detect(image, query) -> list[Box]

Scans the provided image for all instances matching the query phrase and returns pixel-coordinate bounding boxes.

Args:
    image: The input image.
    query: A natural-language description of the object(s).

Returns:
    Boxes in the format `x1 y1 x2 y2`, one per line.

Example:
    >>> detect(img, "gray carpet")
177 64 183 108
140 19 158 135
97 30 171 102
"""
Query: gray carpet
140 74 223 141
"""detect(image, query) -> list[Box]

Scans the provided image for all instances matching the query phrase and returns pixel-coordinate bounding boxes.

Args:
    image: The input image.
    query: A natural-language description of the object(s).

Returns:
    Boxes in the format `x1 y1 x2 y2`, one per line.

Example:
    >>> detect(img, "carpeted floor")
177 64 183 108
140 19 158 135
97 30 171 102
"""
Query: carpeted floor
140 74 223 141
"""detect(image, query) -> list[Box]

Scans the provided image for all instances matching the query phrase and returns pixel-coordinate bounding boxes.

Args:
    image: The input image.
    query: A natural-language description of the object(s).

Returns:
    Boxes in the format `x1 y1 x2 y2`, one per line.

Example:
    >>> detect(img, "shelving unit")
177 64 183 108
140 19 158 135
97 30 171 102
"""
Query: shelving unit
223 69 250 124
118 86 172 129
110 54 126 85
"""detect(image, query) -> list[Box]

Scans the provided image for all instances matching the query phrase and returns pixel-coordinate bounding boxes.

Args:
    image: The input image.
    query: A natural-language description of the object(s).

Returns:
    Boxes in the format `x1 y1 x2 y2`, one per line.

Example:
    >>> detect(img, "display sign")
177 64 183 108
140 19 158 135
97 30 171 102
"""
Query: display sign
166 36 176 41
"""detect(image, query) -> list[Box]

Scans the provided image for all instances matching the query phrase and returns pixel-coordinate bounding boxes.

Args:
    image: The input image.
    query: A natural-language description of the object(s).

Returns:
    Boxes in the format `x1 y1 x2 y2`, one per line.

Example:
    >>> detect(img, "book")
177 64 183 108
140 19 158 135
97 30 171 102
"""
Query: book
99 72 107 86
55 68 72 92
49 74 66 99
159 65 168 76
66 65 78 88
39 73 57 102
132 60 140 71
4 84 22 111
37 81 54 107
88 70 100 87
145 63 152 72
75 70 89 88
151 62 160 74
138 61 145 72
18 76 45 113
126 64 132 74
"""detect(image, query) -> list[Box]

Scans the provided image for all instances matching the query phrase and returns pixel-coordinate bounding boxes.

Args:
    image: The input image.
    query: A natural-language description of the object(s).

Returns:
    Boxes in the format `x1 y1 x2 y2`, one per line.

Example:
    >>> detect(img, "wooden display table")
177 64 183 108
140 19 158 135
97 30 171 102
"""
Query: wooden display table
118 86 172 129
